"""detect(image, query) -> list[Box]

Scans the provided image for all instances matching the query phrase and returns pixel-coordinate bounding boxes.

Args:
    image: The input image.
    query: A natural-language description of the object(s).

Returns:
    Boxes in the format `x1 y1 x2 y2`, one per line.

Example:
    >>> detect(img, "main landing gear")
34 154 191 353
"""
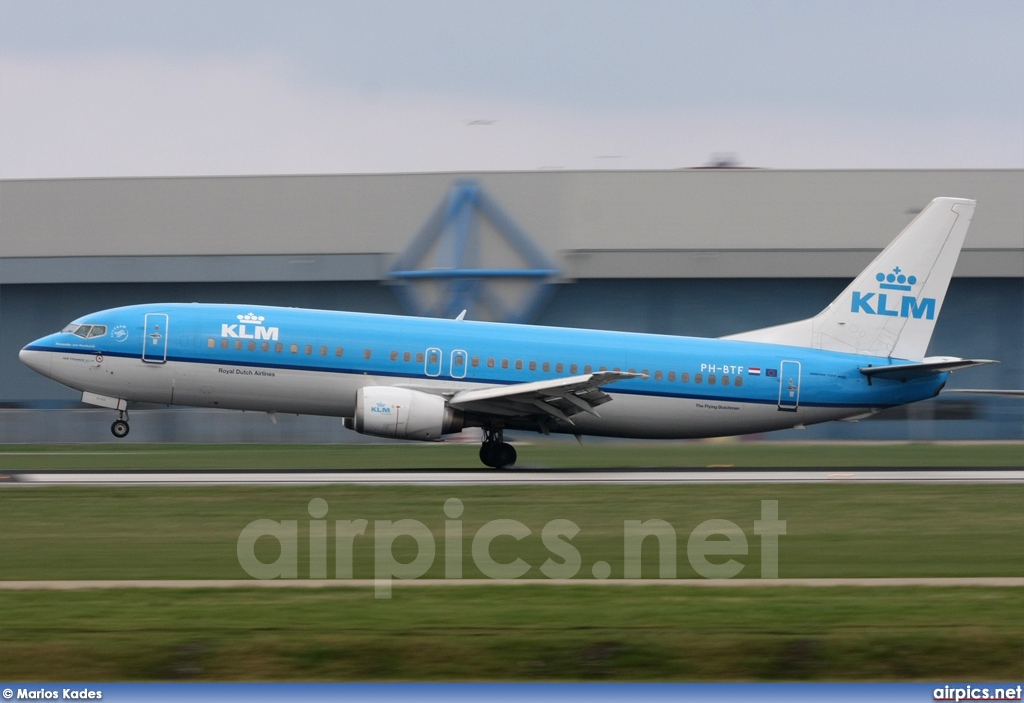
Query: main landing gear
479 427 517 469
110 410 130 438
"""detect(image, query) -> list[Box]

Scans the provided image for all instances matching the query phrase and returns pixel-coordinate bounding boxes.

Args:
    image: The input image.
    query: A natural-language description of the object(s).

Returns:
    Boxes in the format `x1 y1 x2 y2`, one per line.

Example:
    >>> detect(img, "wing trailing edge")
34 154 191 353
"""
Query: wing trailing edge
448 370 643 423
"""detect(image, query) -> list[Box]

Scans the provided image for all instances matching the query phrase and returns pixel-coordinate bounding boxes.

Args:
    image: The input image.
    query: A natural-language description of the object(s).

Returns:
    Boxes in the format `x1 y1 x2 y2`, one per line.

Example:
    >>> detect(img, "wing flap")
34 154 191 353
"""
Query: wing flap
449 370 641 421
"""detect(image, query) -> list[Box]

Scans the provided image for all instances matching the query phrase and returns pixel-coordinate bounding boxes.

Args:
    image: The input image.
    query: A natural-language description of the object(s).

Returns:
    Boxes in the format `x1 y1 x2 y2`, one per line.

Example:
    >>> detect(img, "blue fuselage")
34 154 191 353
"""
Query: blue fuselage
22 303 946 439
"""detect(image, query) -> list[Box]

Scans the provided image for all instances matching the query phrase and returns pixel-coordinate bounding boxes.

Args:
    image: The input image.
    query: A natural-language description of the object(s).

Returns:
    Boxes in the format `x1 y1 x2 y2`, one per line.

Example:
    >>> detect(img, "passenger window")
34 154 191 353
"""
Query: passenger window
207 338 216 348
542 362 550 372
599 366 607 372
695 373 703 384
364 349 372 360
515 360 523 370
529 361 536 371
668 371 676 382
248 341 256 351
641 369 649 378
501 359 509 369
235 340 243 350
261 341 270 352
735 376 743 388
570 364 578 374
722 375 730 386
654 370 663 381
276 343 284 353
628 368 636 374
221 339 229 350
335 347 344 357
556 363 564 373
429 352 438 364
320 346 328 356
487 358 495 368
390 351 399 361
404 352 412 362
290 344 298 354
584 365 592 374
416 352 424 363
681 372 689 383
304 345 313 355
454 355 464 367
471 356 479 367
613 367 621 372
708 374 716 385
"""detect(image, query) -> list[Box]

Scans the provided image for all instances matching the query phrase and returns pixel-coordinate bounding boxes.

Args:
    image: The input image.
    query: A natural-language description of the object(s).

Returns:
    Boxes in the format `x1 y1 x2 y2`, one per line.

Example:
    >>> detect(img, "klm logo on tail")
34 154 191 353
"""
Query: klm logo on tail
851 268 936 320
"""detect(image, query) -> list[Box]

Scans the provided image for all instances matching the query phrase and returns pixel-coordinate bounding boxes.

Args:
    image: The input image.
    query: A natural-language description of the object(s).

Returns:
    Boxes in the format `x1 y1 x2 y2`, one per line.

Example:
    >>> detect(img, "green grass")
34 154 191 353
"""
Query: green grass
1 587 1021 681
1 444 1020 682
1 485 1021 580
1 441 1022 470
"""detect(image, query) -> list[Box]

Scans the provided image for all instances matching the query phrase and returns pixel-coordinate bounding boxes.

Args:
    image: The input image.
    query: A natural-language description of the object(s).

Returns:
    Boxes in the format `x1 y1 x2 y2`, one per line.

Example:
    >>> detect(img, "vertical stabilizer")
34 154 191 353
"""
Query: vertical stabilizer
726 197 976 360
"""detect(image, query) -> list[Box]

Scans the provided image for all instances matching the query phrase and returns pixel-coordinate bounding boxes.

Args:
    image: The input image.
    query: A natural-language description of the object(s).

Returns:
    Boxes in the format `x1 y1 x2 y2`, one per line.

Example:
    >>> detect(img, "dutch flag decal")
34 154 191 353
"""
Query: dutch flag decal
748 367 761 376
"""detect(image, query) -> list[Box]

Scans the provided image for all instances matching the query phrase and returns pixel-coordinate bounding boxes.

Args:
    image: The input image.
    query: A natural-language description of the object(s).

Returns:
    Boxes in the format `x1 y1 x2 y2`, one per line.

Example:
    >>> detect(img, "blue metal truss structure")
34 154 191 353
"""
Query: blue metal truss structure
387 179 560 323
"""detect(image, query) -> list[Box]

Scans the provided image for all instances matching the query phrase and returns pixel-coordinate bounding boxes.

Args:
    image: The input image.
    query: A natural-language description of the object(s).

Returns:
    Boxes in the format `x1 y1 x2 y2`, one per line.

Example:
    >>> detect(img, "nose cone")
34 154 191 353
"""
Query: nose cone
19 345 52 377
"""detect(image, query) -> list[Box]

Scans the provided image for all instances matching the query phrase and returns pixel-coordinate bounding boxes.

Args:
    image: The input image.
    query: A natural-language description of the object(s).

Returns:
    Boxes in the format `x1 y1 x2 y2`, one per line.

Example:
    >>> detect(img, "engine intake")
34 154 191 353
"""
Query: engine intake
346 386 463 441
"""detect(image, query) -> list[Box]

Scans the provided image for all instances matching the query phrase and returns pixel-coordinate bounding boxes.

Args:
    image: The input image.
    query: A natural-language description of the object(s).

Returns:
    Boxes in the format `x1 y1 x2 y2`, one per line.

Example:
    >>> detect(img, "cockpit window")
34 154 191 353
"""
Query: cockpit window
62 322 107 338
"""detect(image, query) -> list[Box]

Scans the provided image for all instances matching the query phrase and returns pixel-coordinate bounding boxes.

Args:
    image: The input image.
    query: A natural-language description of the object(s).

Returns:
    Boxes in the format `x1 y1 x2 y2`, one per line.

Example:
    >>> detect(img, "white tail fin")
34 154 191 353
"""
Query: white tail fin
726 197 976 361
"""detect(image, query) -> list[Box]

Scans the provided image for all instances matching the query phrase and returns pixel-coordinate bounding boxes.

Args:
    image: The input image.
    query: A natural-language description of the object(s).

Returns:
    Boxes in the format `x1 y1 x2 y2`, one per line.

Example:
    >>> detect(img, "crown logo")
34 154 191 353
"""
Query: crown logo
238 312 266 323
875 267 917 292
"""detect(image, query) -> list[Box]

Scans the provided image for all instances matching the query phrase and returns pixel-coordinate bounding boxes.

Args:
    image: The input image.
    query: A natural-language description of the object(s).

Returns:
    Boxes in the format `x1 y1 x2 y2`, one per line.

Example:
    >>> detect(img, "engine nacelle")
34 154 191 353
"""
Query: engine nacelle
346 386 463 441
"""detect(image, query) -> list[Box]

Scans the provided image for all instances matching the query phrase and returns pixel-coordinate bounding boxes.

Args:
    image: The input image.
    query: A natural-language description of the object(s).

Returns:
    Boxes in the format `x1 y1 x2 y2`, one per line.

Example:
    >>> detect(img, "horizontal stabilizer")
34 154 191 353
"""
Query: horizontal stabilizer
941 389 1024 397
859 357 997 381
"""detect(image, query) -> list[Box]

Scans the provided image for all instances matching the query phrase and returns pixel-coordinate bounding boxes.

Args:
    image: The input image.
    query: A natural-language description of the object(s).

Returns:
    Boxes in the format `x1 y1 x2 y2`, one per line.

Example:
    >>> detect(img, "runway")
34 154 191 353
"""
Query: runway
3 467 1021 485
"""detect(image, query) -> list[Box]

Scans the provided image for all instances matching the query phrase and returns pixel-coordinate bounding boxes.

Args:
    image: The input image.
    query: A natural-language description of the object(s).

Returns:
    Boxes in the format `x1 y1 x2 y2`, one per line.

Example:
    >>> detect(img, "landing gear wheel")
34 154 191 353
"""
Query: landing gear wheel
479 427 517 468
494 442 517 469
479 442 497 467
111 419 130 438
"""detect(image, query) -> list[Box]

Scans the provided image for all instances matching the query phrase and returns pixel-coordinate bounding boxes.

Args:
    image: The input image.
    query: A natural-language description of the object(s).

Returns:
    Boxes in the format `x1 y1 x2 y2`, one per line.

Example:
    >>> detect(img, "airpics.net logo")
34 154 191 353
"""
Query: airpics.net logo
236 498 787 599
851 266 936 320
221 312 279 341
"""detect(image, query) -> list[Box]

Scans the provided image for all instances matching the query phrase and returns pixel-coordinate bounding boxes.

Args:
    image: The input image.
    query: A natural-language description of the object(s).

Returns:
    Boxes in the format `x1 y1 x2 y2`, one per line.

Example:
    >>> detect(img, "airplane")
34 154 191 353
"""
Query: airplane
19 197 996 468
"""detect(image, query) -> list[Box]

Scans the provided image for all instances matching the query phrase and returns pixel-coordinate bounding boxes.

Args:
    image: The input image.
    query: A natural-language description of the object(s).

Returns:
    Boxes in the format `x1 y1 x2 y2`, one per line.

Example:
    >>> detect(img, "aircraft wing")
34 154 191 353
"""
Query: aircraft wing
859 357 997 381
447 371 643 424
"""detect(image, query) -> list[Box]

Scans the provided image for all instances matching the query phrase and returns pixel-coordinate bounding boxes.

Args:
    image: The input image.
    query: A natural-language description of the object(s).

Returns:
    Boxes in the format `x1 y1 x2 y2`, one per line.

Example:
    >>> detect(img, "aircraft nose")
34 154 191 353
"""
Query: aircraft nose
19 346 52 377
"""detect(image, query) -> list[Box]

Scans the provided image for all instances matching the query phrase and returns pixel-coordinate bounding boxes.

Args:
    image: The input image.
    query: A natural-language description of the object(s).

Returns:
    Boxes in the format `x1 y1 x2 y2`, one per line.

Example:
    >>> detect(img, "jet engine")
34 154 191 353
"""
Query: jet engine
345 386 463 441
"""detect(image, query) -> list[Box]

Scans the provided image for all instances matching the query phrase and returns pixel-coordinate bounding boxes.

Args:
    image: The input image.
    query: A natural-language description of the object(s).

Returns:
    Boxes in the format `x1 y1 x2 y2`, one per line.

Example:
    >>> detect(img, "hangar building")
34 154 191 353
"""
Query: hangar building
1 169 1021 442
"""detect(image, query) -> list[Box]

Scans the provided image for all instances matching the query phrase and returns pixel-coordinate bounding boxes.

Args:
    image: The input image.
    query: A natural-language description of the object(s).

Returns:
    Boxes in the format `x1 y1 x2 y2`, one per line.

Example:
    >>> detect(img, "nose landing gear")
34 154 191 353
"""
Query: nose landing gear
110 410 130 438
479 427 517 468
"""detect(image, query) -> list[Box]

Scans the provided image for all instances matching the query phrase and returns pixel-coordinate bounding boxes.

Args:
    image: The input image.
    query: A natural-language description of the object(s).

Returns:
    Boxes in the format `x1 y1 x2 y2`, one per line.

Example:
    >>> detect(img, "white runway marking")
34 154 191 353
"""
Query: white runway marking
1 577 1021 590
4 468 1021 485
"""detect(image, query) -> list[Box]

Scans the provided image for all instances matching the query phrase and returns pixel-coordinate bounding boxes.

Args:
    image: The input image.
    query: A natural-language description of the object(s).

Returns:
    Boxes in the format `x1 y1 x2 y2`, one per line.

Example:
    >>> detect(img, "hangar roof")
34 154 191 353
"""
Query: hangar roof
2 169 1021 281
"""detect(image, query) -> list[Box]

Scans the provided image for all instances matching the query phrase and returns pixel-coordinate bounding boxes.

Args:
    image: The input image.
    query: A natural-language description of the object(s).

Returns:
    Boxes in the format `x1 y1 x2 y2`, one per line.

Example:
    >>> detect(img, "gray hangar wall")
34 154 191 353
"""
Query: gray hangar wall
1 169 1021 442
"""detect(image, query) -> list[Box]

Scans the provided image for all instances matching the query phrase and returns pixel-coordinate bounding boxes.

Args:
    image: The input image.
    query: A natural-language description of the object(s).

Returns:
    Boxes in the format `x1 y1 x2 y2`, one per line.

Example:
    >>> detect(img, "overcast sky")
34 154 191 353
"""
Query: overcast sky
1 0 1022 178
